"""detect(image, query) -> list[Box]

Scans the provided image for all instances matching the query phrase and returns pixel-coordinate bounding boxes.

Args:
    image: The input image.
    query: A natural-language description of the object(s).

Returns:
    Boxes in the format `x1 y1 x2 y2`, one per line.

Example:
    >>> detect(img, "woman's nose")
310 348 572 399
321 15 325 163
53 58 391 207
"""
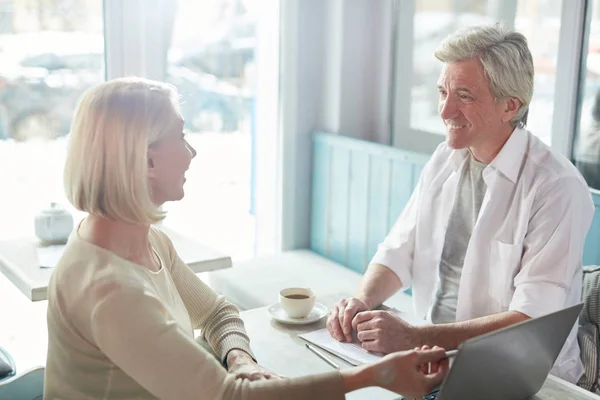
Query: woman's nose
187 142 197 159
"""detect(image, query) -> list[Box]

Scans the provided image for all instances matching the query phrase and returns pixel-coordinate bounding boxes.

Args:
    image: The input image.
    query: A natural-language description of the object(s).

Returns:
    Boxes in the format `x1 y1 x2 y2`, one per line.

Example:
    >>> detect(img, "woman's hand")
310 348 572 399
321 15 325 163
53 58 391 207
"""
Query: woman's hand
342 346 448 397
376 346 448 397
226 350 282 381
415 345 445 375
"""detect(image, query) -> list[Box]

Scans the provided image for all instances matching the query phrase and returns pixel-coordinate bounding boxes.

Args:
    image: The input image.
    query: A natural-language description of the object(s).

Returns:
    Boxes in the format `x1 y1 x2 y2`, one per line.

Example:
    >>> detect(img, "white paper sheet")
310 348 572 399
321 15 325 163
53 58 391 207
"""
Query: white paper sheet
300 308 428 366
300 328 381 365
36 245 65 268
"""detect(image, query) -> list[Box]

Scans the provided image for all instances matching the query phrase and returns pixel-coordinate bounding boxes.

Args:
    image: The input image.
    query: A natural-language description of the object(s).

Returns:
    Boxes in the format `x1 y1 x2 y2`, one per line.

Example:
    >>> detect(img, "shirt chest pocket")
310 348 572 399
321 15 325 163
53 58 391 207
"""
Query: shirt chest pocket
488 240 523 309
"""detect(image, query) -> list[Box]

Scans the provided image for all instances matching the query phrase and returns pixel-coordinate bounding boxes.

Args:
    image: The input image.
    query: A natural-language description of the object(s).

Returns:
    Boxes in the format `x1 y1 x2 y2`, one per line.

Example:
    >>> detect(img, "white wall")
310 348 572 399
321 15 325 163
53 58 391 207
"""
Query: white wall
321 0 394 144
253 0 282 256
279 0 328 251
104 0 175 80
280 0 394 250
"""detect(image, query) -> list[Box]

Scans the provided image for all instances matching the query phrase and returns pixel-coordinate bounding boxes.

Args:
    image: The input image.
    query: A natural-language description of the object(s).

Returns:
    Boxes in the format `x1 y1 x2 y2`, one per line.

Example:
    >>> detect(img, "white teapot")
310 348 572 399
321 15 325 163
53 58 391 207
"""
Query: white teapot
34 202 74 244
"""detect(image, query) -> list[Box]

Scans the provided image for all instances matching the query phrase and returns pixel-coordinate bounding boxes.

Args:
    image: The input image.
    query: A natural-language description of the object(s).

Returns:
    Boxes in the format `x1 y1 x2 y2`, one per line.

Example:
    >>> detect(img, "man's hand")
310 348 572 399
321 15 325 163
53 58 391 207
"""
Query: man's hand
352 310 420 353
226 350 282 381
327 297 370 342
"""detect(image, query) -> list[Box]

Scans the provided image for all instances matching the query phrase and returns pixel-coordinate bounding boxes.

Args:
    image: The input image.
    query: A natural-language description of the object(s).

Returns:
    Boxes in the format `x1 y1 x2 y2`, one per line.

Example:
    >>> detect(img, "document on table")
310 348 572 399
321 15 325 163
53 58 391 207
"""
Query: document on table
36 245 65 268
300 308 428 366
300 328 380 365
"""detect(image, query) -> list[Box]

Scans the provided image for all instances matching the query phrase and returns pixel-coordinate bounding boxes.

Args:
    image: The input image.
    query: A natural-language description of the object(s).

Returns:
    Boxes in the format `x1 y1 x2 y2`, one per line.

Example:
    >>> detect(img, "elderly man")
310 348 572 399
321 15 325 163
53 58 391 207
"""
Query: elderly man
327 23 594 384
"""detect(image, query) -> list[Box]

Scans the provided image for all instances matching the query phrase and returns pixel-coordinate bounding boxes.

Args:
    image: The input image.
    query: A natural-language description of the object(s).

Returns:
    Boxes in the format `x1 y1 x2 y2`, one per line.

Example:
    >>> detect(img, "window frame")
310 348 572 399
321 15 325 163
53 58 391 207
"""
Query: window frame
104 0 283 256
390 0 590 158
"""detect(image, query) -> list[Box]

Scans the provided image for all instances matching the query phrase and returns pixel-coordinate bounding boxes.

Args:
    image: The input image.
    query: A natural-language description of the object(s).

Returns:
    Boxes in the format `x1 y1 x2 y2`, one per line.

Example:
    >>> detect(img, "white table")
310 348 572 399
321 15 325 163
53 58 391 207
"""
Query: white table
0 226 231 301
4 290 599 399
240 293 600 400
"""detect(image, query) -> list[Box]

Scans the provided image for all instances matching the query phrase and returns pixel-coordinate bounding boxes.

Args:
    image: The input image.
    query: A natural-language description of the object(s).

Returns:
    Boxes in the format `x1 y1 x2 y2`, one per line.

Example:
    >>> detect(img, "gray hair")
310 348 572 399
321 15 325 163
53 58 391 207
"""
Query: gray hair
434 23 534 128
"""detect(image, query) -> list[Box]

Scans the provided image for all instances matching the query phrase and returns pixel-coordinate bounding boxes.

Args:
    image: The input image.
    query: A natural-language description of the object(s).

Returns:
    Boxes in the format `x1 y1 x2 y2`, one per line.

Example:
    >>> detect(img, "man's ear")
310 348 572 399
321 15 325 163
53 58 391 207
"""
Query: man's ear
502 97 521 123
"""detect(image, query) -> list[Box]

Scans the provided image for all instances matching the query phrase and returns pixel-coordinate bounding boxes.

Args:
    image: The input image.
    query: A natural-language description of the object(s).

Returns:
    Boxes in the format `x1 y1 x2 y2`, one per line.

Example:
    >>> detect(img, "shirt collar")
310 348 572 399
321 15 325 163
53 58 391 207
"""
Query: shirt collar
450 148 469 171
488 127 527 184
448 127 527 183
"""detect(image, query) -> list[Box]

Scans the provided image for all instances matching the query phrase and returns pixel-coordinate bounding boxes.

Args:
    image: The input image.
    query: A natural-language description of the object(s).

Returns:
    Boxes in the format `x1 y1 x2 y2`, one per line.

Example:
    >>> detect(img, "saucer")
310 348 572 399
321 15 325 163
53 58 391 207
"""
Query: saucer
268 302 329 325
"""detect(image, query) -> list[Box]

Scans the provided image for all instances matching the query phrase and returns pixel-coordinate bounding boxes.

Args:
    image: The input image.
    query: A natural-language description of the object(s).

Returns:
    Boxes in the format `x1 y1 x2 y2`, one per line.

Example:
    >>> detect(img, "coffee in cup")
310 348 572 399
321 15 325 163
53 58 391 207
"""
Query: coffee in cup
279 287 316 319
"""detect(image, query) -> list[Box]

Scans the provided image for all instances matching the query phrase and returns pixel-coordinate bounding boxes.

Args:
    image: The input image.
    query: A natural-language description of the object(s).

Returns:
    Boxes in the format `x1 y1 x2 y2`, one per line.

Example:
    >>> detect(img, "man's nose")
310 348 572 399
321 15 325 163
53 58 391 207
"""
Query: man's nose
439 97 458 120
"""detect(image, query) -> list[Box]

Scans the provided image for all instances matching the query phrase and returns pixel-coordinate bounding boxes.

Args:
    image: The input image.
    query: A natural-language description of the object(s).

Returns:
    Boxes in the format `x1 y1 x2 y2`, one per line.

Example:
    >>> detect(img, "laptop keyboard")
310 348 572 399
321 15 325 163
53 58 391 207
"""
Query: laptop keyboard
422 390 439 399
393 390 439 400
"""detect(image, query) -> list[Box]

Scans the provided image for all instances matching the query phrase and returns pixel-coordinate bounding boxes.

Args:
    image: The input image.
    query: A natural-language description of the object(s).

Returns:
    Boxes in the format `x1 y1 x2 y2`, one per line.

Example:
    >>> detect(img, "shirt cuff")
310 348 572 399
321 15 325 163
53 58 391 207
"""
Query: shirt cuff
370 250 412 290
222 348 257 369
217 332 256 366
509 281 568 318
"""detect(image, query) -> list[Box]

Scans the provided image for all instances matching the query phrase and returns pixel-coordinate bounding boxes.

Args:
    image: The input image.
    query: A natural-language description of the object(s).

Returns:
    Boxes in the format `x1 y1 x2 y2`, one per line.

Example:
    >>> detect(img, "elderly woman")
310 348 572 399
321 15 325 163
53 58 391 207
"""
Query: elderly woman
43 77 448 400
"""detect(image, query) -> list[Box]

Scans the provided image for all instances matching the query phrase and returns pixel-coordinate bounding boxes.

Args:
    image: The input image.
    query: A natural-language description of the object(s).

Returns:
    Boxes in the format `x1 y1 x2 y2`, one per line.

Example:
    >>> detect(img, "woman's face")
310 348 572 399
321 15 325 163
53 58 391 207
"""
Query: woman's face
147 119 196 205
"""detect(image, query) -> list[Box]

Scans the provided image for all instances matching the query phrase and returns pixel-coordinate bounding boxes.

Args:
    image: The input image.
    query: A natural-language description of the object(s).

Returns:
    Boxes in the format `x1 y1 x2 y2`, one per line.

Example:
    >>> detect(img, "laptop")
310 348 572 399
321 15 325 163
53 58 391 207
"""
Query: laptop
417 303 584 400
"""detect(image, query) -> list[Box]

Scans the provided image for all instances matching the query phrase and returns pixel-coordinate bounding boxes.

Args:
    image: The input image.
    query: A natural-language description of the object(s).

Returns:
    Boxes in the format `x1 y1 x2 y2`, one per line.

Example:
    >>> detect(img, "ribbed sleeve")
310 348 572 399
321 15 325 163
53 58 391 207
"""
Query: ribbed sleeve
44 226 347 400
155 228 255 361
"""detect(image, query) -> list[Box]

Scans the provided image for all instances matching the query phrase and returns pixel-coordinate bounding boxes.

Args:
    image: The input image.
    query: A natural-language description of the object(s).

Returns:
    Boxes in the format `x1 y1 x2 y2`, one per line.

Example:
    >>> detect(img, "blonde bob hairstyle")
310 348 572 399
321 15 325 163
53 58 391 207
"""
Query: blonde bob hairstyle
64 77 182 225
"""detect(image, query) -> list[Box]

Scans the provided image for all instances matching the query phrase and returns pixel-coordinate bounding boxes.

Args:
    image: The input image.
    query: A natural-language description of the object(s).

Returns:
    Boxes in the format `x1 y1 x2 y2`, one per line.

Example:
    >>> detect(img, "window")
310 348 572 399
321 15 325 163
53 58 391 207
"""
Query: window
0 0 278 258
574 0 600 190
0 1 104 240
0 0 280 369
394 0 564 151
0 0 104 367
160 0 259 261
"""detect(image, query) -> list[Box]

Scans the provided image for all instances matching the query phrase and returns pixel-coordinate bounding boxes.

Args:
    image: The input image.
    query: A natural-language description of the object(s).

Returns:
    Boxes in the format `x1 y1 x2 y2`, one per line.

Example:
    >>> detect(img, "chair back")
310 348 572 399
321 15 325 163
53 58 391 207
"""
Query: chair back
0 346 16 380
0 367 44 400
578 265 600 393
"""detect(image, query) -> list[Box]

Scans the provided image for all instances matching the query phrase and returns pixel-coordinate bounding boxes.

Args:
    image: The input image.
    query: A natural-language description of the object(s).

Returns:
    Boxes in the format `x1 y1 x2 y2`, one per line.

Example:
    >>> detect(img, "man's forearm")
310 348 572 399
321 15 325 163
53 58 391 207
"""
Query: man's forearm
416 310 529 350
356 264 402 310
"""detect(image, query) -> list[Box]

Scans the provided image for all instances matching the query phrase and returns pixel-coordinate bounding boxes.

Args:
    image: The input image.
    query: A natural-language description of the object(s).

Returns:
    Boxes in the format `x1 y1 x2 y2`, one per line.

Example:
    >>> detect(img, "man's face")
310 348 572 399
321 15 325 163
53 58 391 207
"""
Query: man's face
437 58 515 152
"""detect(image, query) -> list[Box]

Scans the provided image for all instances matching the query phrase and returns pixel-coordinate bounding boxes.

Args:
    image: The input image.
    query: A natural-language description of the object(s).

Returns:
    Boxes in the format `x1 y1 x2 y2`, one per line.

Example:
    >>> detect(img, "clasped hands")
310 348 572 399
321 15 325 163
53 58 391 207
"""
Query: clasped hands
327 297 422 353
328 300 448 397
227 297 429 382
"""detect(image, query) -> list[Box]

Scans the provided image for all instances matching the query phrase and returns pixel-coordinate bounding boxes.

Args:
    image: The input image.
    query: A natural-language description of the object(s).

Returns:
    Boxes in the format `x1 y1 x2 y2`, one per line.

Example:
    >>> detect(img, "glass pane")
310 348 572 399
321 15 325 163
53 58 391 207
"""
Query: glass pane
0 2 104 240
574 0 600 190
161 0 257 260
410 0 562 146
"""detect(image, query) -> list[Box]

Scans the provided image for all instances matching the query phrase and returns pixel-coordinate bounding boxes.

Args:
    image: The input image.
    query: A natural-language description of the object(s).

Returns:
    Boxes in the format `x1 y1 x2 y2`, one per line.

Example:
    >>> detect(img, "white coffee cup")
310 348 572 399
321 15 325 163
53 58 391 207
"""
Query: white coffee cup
278 287 316 319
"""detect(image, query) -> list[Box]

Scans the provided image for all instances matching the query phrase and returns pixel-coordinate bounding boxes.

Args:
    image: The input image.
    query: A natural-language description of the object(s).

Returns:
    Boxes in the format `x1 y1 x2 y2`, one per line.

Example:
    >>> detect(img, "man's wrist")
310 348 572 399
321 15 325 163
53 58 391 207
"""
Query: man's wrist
356 295 375 310
413 324 433 347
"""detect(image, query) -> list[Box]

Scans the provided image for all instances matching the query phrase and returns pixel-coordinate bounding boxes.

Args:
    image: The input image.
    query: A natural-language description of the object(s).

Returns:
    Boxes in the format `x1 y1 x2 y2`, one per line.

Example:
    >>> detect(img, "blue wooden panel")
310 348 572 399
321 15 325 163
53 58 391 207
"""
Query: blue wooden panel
583 191 600 266
312 131 600 295
311 132 430 270
311 140 331 257
328 147 351 264
347 152 370 273
388 161 413 231
313 132 431 165
367 157 392 260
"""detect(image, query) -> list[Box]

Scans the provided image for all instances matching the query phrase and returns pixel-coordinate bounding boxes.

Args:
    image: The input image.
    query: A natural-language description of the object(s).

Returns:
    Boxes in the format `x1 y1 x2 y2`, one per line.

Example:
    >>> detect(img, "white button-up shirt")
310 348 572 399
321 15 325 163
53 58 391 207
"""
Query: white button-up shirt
371 127 594 383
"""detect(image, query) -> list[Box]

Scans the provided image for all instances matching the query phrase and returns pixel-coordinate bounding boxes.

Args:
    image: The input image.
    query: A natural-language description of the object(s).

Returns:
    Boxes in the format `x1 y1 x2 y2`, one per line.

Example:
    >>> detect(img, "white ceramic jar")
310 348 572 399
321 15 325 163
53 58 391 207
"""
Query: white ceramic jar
34 203 74 244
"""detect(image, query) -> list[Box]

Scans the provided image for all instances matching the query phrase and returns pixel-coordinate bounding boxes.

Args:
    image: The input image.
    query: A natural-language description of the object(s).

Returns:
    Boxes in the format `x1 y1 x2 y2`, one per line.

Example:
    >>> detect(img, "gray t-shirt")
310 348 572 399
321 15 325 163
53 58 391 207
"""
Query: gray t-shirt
430 155 488 324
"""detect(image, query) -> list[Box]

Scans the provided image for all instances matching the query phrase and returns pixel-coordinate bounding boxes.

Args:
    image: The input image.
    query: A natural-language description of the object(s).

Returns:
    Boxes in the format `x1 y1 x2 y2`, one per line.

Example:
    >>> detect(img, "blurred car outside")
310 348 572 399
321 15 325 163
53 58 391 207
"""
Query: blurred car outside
0 31 251 141
0 31 104 141
172 13 256 85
